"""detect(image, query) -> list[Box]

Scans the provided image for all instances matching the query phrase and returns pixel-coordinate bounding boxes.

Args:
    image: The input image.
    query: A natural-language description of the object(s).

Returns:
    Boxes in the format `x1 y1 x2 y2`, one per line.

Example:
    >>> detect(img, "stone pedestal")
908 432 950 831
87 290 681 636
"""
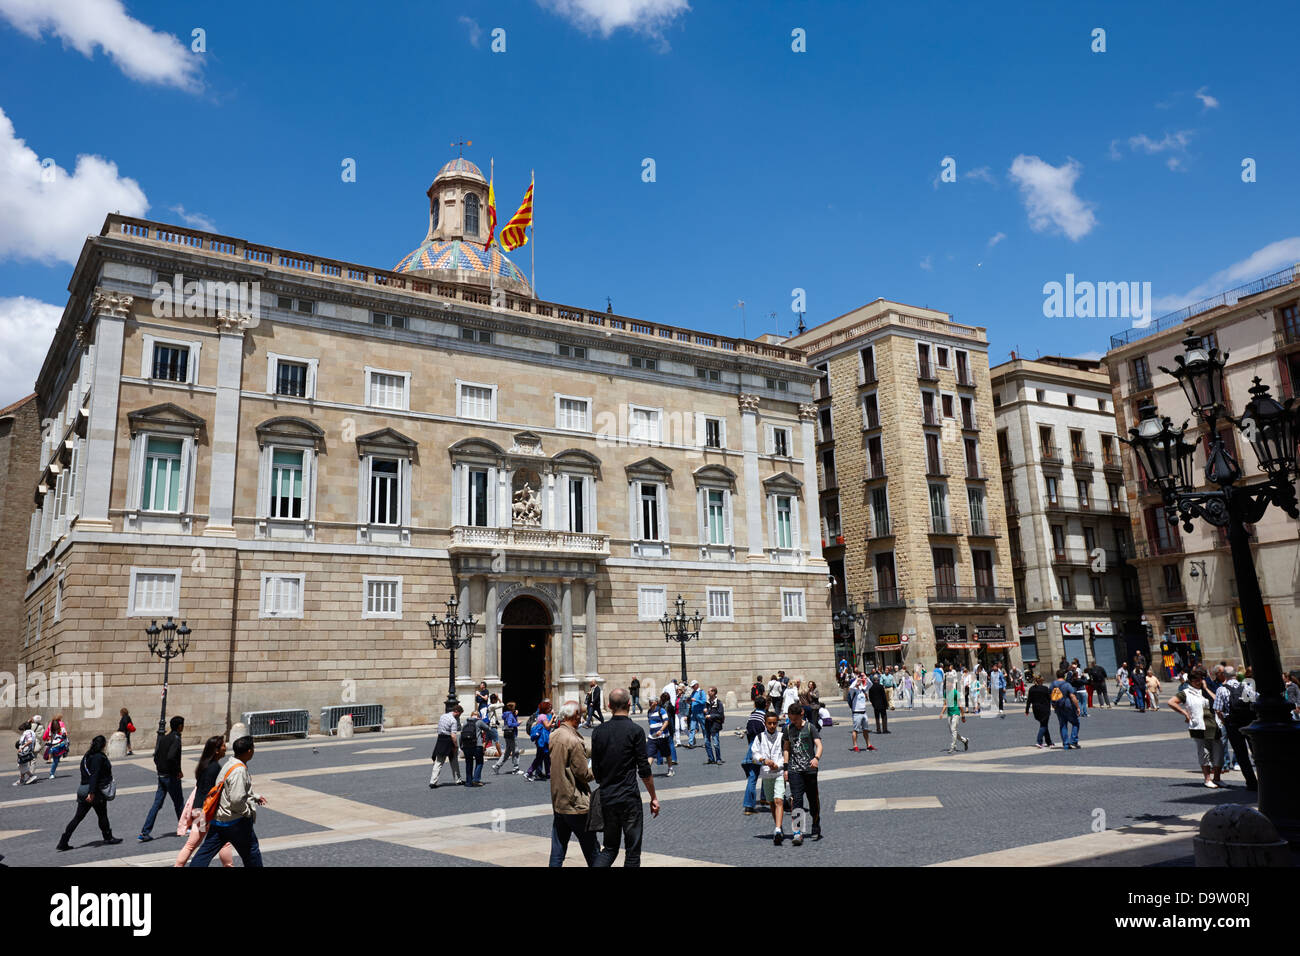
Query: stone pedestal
107 732 128 759
336 714 354 738
1194 804 1291 867
725 690 737 713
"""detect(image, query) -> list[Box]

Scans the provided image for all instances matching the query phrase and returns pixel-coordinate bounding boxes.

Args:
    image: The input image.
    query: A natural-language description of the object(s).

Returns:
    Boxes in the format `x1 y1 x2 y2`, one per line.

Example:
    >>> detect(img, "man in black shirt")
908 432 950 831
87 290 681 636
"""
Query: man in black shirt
591 687 659 866
138 715 185 842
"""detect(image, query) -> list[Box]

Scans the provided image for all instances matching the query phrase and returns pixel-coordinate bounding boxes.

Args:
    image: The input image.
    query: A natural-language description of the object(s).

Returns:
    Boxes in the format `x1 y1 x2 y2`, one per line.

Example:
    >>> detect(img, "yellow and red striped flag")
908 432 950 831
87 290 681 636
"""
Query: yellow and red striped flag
500 176 533 251
485 172 498 249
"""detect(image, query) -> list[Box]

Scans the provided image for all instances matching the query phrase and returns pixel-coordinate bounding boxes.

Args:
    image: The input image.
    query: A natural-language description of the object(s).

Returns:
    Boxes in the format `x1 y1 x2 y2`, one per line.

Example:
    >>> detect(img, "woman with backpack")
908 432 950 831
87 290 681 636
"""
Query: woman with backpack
646 695 672 776
524 699 553 781
43 714 69 779
56 735 122 851
13 720 38 786
174 736 234 867
493 701 521 774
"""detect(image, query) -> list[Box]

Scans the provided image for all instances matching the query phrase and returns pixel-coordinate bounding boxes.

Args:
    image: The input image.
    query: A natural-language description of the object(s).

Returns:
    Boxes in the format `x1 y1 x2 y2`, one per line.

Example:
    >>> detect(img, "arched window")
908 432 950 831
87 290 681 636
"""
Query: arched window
464 192 480 236
431 195 440 229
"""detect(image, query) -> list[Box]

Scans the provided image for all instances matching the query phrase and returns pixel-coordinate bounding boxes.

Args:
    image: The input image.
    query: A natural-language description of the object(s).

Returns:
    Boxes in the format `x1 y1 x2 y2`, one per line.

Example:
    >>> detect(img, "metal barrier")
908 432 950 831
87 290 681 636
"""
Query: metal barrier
320 704 385 735
241 709 310 739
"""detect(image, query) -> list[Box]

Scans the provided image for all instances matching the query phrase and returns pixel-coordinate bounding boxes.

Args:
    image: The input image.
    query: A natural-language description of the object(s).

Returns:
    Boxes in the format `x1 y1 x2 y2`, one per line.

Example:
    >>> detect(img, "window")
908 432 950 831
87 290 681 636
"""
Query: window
630 355 657 371
367 368 410 410
142 437 183 512
967 488 986 533
277 296 315 315
464 192 480 235
821 449 836 487
1067 393 1077 407
460 327 491 343
457 381 496 421
696 367 721 383
363 577 402 619
128 568 180 616
960 395 975 429
1283 303 1300 342
1077 479 1092 507
955 350 970 384
706 489 727 545
775 495 793 548
556 395 590 431
1133 356 1152 390
871 487 890 536
1045 475 1060 505
260 572 304 618
295 299 315 315
937 346 950 368
823 496 841 538
704 417 723 449
368 458 400 525
765 378 789 392
1036 388 1045 403
993 392 1002 408
932 548 957 596
1090 577 1106 605
781 589 806 621
1084 526 1097 552
1051 524 1065 556
707 588 733 621
867 436 885 478
1058 575 1073 604
875 552 897 599
925 434 942 474
467 469 489 527
629 406 662 443
818 406 832 441
267 353 318 399
1099 398 1109 413
929 483 949 531
1040 426 1056 456
863 393 880 429
639 483 662 540
638 586 667 621
964 438 980 477
152 344 189 382
373 312 410 329
567 476 586 533
922 391 937 425
1109 482 1122 508
860 346 877 383
270 449 304 519
559 343 586 359
770 426 791 457
972 550 994 597
431 197 440 229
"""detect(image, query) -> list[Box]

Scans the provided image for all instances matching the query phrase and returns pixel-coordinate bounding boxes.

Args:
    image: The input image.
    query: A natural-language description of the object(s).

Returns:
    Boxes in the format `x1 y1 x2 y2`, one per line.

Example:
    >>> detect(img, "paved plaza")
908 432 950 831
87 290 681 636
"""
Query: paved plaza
0 690 1256 867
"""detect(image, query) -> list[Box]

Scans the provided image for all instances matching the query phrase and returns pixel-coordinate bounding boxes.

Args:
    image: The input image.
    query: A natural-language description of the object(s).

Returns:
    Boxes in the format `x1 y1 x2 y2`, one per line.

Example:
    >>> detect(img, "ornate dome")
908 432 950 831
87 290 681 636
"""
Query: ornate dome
436 157 485 181
393 238 529 289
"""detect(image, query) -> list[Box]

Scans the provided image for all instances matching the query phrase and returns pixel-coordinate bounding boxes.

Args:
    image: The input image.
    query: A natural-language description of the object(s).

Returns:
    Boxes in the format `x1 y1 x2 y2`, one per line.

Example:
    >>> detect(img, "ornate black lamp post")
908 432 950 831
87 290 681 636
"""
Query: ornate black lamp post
426 595 477 713
659 594 702 685
1120 332 1300 849
145 617 191 736
833 599 864 668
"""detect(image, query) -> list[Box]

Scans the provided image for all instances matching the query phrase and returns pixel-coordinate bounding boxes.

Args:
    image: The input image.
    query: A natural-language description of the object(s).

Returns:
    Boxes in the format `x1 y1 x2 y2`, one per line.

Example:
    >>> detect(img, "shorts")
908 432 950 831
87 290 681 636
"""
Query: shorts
852 713 870 733
760 775 786 803
1194 735 1224 768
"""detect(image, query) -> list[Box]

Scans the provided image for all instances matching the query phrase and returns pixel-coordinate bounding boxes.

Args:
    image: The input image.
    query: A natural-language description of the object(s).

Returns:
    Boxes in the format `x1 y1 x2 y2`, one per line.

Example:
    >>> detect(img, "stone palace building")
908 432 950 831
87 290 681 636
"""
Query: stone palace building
17 157 832 739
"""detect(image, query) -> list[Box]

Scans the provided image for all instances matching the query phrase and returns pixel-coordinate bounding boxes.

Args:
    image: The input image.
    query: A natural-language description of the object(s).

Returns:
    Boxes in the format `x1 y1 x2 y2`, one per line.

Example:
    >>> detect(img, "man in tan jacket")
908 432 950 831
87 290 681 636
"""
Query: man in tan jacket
549 700 597 866
188 736 268 867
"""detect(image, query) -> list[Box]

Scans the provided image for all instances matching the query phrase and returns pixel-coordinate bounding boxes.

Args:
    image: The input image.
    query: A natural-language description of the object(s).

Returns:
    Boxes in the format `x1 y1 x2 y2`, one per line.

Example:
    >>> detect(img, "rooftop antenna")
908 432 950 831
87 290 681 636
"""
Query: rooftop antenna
734 299 747 339
450 138 472 157
796 311 807 335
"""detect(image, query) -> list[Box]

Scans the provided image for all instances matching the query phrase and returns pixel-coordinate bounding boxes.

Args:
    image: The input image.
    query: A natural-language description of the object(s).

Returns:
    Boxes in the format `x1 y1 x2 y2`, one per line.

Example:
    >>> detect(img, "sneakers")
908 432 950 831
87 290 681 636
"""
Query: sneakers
866 744 877 751
492 765 501 775
851 746 860 753
103 836 122 846
773 828 783 846
1035 743 1045 749
962 738 969 751
666 769 675 777
137 834 152 843
716 759 725 764
811 828 822 841
743 808 757 815
792 831 804 846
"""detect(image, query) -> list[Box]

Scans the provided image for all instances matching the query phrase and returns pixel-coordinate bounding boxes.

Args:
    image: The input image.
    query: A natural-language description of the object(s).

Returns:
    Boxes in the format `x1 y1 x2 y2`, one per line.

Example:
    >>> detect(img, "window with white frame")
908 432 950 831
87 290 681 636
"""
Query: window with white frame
705 417 724 449
457 381 496 421
706 587 733 621
781 588 806 621
363 577 402 619
260 573 304 618
567 475 587 533
467 468 490 526
638 481 662 540
270 449 305 518
556 395 590 432
267 353 317 399
705 489 728 544
368 458 401 525
128 568 181 617
638 585 667 621
141 437 184 512
629 405 662 443
768 425 791 457
774 495 794 548
366 368 410 410
142 334 201 384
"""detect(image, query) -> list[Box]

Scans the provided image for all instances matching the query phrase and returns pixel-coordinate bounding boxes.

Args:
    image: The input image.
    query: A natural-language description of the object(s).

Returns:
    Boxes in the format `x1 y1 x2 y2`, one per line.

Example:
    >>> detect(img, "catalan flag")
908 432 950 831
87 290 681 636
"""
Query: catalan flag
485 170 498 250
500 176 533 252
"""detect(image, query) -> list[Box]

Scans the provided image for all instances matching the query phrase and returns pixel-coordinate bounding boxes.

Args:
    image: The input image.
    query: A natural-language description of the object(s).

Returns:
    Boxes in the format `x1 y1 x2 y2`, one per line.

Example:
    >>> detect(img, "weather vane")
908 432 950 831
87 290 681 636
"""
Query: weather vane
450 138 472 157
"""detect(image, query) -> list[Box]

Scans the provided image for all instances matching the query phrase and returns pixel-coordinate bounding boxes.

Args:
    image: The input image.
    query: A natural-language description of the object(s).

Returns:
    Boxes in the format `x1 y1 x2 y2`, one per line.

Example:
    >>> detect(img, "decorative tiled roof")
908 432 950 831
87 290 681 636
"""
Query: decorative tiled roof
436 157 485 180
393 239 528 286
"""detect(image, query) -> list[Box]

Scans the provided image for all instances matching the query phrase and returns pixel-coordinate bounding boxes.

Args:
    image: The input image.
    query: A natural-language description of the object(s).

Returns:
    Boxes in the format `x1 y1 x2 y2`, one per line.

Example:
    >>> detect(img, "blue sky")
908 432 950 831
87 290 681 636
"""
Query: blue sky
1 0 1298 405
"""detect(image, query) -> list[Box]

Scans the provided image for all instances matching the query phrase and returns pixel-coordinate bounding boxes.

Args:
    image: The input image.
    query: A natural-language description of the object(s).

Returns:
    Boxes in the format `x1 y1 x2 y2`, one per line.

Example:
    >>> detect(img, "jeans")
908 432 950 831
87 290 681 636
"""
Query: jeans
462 747 484 783
1057 709 1080 747
742 741 760 809
549 812 598 866
585 706 604 728
48 752 63 776
189 816 262 867
687 713 704 745
1076 692 1088 717
140 773 185 837
668 735 677 764
1224 719 1257 788
630 693 641 714
1116 684 1131 705
494 734 519 770
1133 688 1146 712
704 729 721 762
786 770 821 833
1035 715 1052 746
593 799 644 867
997 688 1006 712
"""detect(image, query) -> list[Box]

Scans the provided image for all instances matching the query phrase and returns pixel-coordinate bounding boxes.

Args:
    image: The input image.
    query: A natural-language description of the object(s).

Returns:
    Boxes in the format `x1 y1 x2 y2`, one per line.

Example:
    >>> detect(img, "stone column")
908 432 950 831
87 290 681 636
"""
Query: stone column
739 394 764 561
798 403 826 566
584 578 600 682
559 578 579 702
78 289 132 531
457 578 475 695
484 578 500 684
205 312 252 537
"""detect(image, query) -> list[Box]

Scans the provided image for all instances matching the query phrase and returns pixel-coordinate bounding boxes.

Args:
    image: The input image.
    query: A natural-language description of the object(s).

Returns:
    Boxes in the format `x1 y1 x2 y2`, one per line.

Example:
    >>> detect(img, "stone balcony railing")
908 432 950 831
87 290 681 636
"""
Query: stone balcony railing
448 525 610 557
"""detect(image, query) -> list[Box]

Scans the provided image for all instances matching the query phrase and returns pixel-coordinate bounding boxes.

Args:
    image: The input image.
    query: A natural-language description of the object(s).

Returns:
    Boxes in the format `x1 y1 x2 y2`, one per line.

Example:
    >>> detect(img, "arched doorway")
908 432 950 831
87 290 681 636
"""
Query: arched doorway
500 595 552 715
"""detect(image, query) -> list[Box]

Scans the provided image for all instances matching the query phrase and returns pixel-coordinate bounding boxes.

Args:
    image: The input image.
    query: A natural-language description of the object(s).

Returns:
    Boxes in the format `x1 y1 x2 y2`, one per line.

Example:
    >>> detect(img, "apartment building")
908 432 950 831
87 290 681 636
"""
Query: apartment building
17 156 832 740
786 300 1019 671
991 356 1142 672
1104 264 1300 673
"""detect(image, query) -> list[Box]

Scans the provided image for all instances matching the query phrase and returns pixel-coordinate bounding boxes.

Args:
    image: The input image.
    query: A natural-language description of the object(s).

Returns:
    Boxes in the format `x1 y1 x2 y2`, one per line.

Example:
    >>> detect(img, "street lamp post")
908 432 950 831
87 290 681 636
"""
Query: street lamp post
145 617 191 736
426 595 477 713
659 594 702 685
1120 332 1300 850
833 599 864 668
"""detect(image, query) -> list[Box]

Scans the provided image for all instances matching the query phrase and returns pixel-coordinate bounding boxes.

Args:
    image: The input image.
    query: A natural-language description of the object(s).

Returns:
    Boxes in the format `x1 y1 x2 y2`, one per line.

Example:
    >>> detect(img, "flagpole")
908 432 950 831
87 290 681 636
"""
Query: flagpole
489 157 496 307
530 169 536 300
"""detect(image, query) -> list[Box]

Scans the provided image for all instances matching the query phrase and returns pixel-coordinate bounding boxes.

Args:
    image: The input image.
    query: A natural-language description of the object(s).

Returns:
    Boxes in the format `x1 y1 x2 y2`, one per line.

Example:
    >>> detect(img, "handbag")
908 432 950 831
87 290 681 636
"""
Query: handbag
178 788 198 835
99 779 116 801
126 722 136 734
585 787 604 832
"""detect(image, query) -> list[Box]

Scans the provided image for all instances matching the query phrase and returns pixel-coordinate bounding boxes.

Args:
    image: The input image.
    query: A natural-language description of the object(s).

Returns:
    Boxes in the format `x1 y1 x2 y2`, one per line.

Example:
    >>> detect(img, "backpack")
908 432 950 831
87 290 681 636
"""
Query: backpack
202 761 241 822
1226 682 1254 722
1050 683 1066 705
460 717 480 750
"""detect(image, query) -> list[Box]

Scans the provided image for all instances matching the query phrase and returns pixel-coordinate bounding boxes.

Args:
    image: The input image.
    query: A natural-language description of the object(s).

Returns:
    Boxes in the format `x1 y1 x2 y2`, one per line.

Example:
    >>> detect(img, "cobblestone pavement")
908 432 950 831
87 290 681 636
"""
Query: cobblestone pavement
0 693 1253 866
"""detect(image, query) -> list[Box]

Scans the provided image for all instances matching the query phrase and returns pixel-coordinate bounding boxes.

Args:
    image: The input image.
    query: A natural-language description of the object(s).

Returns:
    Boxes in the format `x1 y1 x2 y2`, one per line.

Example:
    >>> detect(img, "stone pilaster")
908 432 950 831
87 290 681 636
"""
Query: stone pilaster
739 393 764 561
798 403 826 566
204 312 253 537
78 289 132 531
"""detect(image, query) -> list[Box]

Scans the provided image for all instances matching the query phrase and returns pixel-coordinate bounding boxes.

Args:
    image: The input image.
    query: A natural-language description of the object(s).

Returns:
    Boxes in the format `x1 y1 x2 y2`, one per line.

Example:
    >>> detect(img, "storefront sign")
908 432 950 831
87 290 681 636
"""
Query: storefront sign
874 633 901 649
1163 612 1196 628
976 625 1006 642
1018 625 1036 639
1061 622 1085 636
935 624 968 643
1089 621 1115 636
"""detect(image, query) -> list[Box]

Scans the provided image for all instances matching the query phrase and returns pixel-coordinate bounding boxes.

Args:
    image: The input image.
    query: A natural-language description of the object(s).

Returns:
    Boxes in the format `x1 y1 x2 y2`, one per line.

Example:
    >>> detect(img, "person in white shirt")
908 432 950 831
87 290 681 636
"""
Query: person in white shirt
751 711 788 845
847 673 876 752
780 680 801 722
767 674 783 704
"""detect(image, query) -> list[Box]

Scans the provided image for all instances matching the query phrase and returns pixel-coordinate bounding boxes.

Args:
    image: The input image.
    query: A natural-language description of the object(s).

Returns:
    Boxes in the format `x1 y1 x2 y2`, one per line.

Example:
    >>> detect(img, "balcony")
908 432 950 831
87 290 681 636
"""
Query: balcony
1044 495 1101 514
968 518 999 537
869 515 892 537
922 408 940 426
863 410 881 430
1158 584 1187 605
819 469 838 492
448 525 611 558
1133 371 1154 392
1108 497 1128 514
965 461 986 480
956 372 975 388
816 379 831 401
1102 452 1123 474
961 414 978 431
930 515 959 535
1071 450 1094 469
918 360 939 382
1060 595 1077 609
927 585 1015 606
865 459 888 481
863 588 906 609
861 364 878 386
1041 447 1063 468
925 458 946 477
1135 538 1184 558
1051 548 1093 567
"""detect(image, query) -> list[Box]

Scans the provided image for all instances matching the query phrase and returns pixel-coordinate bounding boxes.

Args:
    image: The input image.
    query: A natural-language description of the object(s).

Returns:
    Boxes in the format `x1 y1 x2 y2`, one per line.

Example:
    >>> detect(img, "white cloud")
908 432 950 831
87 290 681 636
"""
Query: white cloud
987 232 1006 249
919 255 933 271
536 0 690 41
1073 349 1104 362
0 106 149 265
458 15 482 47
1195 86 1219 110
0 296 62 398
1152 237 1300 314
1127 130 1194 155
964 166 996 185
170 204 215 232
0 0 202 91
1008 154 1097 242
